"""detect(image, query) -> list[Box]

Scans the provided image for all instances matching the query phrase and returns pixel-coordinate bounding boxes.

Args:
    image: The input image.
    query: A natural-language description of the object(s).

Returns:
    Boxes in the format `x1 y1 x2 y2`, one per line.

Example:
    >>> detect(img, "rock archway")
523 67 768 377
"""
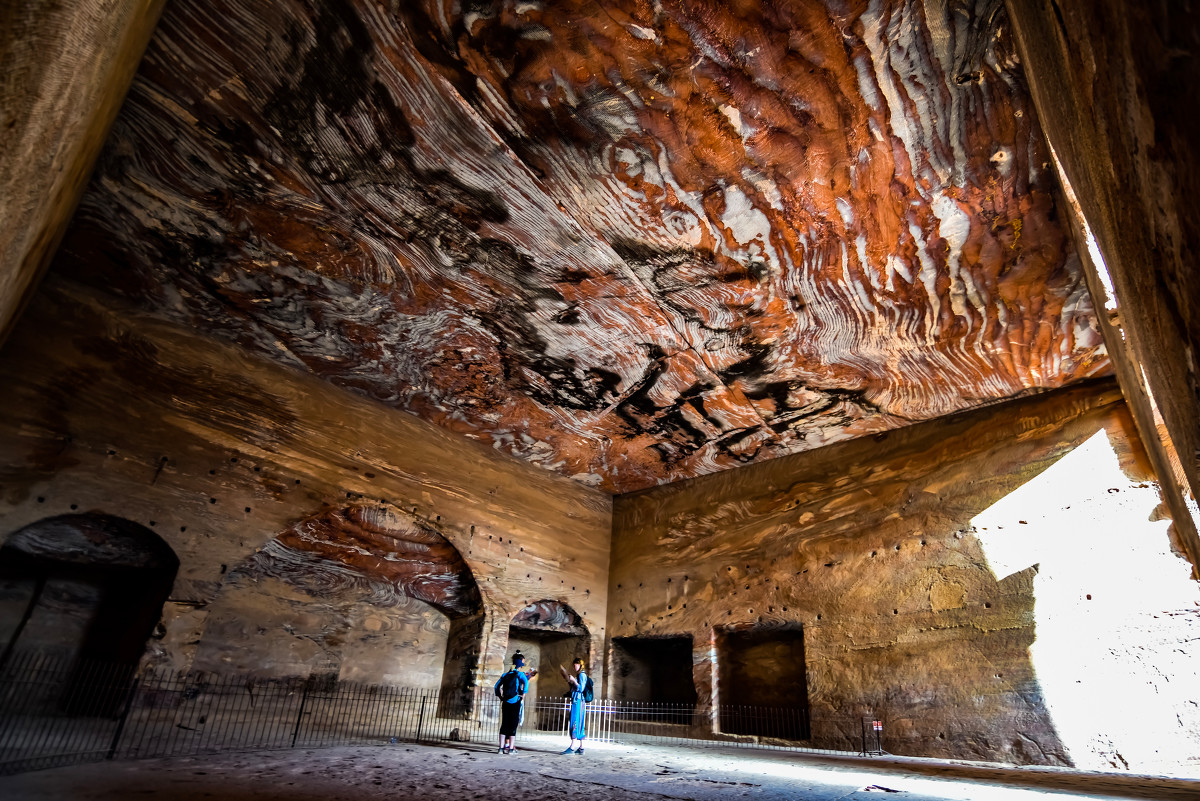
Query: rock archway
194 505 483 698
504 600 589 711
0 514 178 670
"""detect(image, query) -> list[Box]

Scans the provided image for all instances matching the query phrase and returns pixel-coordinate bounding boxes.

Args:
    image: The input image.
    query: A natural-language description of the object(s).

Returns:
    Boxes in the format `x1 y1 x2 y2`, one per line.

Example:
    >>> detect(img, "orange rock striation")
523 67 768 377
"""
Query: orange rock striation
53 0 1108 492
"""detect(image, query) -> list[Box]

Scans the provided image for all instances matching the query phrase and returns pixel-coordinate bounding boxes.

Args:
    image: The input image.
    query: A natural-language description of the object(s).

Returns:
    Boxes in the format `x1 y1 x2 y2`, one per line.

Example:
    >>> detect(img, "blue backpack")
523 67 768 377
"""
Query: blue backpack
580 673 594 703
495 670 520 701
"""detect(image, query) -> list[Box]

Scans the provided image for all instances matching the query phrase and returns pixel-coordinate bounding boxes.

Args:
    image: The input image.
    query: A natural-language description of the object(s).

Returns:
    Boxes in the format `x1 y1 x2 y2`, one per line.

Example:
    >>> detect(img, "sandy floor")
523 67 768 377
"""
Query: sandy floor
1 738 1197 801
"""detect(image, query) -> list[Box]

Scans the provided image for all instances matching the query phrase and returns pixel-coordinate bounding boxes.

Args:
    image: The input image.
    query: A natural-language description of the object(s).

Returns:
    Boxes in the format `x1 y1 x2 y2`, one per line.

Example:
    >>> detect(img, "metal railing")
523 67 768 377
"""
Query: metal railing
0 652 864 775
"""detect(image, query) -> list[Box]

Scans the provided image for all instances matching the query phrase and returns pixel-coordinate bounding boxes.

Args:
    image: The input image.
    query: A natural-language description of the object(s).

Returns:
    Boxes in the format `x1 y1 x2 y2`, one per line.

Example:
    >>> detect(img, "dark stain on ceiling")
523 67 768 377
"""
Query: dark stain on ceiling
54 0 1109 493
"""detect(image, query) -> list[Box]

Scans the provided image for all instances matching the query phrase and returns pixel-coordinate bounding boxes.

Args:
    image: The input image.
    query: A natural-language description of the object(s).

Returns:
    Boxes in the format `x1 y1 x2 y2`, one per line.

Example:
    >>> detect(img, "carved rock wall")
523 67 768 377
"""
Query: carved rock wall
0 0 165 346
1004 0 1200 570
0 279 612 688
609 381 1200 768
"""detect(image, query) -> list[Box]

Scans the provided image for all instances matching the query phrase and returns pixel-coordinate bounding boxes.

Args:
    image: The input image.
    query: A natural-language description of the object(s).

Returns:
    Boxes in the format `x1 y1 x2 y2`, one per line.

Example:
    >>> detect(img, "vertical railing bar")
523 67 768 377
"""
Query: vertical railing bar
206 674 228 754
266 678 290 750
105 674 139 760
349 682 368 745
197 675 220 755
268 678 294 750
264 678 289 750
19 657 56 762
376 684 390 742
364 683 378 743
192 671 214 756
179 672 202 757
218 673 241 752
270 677 292 749
127 667 158 759
133 667 160 759
170 669 194 757
355 684 370 743
220 673 246 752
290 676 310 748
379 684 395 742
332 681 348 747
241 677 263 749
381 685 398 743
321 681 336 748
338 682 353 746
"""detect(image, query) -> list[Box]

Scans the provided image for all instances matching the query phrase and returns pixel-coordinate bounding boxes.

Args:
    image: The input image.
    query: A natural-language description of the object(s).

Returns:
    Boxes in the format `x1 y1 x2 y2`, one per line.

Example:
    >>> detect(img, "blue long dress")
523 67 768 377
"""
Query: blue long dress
568 671 587 740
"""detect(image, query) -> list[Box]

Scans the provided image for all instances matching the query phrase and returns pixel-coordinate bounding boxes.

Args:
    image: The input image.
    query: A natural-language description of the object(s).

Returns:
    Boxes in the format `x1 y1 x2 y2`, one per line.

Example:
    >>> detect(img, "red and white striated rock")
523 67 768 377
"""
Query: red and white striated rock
54 0 1108 492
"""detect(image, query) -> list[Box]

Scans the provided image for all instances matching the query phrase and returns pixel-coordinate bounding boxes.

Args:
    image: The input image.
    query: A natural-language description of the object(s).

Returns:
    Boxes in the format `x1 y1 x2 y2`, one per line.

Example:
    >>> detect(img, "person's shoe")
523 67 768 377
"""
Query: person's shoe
559 747 575 754
497 746 504 753
575 747 584 754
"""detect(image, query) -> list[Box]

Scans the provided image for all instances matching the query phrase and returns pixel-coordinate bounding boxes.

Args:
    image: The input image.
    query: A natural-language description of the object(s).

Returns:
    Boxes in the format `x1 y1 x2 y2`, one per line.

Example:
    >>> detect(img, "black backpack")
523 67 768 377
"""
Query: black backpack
495 670 520 701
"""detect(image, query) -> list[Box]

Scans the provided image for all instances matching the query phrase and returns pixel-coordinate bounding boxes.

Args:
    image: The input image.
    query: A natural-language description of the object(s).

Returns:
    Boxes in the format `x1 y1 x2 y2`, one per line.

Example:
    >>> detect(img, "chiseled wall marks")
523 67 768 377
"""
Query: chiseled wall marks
0 0 166 348
610 381 1200 768
0 279 612 689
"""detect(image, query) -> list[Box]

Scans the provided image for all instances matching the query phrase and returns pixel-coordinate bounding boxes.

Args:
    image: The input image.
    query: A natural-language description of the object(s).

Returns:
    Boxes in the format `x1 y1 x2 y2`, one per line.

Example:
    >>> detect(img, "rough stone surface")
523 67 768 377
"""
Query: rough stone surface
0 280 611 688
1004 0 1200 568
0 741 1197 800
0 0 165 346
609 380 1200 770
50 0 1109 492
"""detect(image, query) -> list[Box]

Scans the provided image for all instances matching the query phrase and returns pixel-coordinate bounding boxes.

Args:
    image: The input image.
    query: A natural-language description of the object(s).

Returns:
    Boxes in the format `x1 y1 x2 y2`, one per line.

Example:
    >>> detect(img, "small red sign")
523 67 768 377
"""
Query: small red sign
872 720 883 730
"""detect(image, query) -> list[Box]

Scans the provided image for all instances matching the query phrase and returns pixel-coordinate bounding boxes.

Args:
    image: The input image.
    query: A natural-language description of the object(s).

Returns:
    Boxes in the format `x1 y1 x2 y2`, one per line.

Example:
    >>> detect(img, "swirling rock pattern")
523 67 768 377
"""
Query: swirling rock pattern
55 0 1108 493
511 599 588 636
238 505 482 618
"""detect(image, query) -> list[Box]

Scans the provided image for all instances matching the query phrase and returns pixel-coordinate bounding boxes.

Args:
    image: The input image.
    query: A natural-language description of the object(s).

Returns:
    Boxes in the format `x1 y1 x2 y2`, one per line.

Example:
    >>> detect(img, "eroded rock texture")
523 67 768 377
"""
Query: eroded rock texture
0 282 613 683
55 0 1107 491
242 505 482 618
511 599 587 635
609 381 1200 767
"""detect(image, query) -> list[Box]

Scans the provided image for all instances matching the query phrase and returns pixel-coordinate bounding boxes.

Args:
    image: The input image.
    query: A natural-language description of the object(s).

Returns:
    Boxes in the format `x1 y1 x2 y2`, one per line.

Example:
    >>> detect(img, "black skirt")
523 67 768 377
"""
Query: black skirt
499 700 521 736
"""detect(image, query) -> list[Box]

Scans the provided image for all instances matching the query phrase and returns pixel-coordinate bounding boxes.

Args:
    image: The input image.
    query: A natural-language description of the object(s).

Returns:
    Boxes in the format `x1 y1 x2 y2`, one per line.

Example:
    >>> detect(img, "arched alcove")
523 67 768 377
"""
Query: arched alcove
194 505 484 699
0 514 179 670
505 600 589 710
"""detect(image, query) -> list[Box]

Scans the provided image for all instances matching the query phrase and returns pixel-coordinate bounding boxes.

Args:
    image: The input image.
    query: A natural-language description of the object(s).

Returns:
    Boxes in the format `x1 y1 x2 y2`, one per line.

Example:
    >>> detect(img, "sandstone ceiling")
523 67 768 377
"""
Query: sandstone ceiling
53 0 1108 493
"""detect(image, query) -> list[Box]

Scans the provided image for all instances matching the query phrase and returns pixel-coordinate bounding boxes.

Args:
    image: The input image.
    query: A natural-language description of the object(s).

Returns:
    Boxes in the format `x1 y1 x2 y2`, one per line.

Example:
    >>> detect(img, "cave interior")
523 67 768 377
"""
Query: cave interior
2 0 1200 774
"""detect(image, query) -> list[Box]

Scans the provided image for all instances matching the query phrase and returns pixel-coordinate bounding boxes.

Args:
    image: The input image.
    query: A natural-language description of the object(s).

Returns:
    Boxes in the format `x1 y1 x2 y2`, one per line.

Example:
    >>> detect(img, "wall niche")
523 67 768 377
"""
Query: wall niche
717 626 810 740
611 635 696 711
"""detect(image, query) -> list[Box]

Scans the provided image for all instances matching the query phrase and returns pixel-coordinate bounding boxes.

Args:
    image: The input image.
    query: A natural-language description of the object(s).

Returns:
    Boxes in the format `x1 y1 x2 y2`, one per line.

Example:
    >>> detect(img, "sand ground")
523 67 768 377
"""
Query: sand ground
1 738 1197 800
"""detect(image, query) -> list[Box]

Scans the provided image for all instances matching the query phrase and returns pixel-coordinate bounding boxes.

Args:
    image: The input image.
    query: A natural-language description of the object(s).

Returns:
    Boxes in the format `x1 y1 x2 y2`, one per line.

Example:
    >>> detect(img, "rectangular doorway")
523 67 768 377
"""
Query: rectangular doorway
717 626 810 740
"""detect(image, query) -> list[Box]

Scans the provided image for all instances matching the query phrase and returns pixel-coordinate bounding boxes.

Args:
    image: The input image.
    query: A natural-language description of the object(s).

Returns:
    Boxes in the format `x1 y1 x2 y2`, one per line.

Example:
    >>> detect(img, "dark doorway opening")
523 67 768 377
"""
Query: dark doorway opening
611 635 696 705
717 626 810 740
0 514 179 715
505 600 588 728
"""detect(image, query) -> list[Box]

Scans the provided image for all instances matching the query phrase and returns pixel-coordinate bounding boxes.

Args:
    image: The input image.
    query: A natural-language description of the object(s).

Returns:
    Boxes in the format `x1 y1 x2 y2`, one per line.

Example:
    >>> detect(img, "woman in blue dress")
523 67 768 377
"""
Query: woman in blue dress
560 657 588 754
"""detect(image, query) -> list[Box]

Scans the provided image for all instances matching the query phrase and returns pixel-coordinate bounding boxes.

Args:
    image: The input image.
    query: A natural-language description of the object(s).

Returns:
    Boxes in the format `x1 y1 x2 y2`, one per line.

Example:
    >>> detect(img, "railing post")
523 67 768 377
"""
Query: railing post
415 695 426 742
105 675 139 760
290 678 311 748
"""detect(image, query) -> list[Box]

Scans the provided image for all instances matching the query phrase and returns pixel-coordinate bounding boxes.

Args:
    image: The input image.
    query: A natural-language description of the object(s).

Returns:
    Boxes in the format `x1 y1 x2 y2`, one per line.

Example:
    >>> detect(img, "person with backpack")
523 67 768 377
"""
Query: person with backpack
559 657 592 754
494 652 535 754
